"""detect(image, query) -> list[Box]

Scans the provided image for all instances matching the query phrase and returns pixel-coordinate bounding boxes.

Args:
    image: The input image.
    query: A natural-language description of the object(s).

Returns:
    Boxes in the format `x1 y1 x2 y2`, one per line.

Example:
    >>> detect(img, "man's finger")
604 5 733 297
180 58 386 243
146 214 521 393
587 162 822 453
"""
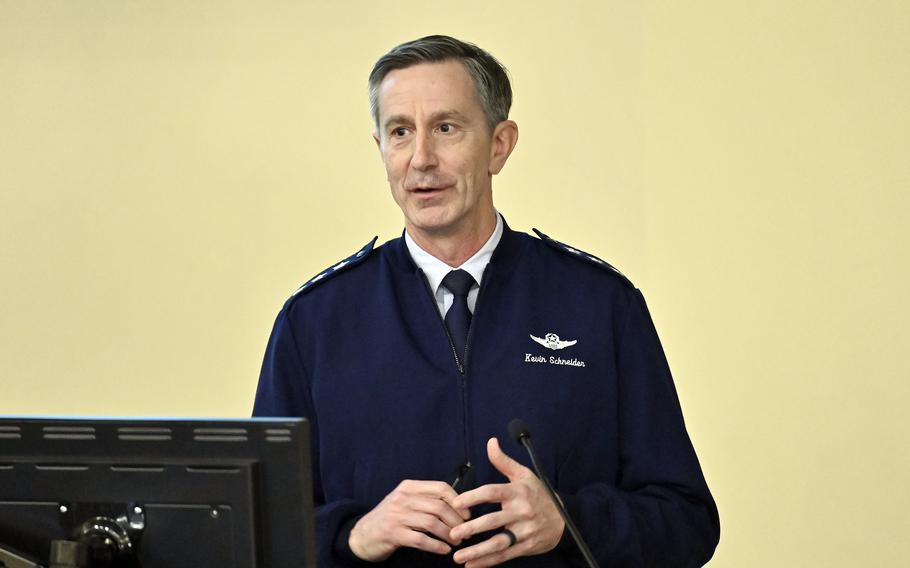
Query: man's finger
439 494 473 521
451 482 512 510
403 479 461 502
465 538 533 568
486 437 529 482
400 479 471 520
465 546 525 568
395 527 452 555
408 497 469 533
449 510 509 542
402 512 463 545
452 530 513 565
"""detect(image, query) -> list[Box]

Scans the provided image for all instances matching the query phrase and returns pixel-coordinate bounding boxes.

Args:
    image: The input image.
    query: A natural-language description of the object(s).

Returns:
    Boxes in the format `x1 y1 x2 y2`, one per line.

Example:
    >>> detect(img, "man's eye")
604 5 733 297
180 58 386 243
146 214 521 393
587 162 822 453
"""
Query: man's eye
439 123 452 133
392 127 408 137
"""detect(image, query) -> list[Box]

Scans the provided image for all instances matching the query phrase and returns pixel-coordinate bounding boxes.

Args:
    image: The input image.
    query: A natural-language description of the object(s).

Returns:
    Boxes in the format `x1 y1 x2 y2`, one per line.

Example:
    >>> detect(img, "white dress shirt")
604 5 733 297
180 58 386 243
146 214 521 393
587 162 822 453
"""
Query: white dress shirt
404 212 504 318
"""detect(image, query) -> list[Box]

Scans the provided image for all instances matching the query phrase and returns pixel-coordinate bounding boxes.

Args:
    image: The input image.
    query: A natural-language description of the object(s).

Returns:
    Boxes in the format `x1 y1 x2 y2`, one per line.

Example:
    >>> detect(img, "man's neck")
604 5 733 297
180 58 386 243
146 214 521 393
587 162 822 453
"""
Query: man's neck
406 211 498 267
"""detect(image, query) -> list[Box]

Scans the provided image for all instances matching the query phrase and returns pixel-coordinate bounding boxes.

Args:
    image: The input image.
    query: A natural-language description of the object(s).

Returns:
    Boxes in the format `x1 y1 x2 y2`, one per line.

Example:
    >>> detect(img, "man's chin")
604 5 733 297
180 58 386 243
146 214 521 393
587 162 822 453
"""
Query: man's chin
405 209 459 236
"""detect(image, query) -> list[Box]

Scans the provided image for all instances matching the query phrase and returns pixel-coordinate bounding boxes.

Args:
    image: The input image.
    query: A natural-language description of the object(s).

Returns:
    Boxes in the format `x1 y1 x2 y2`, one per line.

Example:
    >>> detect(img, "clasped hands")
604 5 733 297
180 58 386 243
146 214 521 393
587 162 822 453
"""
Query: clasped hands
348 437 565 567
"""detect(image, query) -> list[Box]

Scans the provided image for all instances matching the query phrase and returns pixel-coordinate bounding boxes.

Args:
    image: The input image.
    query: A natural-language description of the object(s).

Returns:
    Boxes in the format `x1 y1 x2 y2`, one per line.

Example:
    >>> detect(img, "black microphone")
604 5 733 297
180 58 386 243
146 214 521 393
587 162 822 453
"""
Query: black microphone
507 418 531 445
507 419 600 568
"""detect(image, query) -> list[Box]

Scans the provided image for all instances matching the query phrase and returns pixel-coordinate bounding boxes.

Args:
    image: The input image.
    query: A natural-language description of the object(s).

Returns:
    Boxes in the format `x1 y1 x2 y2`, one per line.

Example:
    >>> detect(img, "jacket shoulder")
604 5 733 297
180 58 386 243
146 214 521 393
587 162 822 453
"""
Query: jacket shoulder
532 228 634 289
288 236 378 299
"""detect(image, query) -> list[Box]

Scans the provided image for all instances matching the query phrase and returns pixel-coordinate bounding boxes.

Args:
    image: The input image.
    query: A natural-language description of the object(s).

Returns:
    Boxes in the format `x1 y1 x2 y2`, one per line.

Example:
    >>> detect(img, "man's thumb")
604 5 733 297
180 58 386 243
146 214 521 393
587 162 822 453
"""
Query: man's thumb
487 436 527 481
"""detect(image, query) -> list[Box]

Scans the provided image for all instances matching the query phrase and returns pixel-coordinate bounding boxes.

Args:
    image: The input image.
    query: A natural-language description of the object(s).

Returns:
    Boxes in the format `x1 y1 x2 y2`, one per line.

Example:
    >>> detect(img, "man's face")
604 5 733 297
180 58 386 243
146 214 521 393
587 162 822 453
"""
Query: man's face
374 61 500 239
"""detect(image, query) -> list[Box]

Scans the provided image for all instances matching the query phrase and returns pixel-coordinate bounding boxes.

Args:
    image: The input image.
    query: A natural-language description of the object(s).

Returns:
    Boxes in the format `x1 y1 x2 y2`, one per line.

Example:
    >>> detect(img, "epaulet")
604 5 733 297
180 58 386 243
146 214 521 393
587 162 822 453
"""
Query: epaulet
290 237 378 298
532 228 634 288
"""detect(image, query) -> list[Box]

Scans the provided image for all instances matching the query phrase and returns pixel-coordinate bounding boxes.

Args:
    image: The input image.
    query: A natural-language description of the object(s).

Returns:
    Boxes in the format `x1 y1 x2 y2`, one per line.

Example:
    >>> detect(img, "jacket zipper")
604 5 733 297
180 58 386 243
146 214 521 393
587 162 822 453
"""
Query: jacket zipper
416 265 493 471
458 263 493 475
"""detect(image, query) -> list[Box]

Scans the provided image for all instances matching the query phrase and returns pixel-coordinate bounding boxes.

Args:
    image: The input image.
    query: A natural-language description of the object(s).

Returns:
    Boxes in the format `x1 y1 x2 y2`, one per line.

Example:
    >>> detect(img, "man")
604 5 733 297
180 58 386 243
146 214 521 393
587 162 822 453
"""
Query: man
254 35 719 567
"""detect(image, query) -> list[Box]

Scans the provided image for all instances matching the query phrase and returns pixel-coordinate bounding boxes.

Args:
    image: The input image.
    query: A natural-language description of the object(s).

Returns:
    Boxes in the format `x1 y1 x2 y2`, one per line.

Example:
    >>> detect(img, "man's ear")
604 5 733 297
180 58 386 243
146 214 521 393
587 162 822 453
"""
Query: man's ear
489 120 519 175
372 132 381 150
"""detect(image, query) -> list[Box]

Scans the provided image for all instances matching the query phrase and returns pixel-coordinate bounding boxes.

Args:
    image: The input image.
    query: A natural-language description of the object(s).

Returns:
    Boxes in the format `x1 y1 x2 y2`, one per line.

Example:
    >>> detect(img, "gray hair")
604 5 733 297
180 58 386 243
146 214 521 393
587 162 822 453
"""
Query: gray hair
368 35 512 132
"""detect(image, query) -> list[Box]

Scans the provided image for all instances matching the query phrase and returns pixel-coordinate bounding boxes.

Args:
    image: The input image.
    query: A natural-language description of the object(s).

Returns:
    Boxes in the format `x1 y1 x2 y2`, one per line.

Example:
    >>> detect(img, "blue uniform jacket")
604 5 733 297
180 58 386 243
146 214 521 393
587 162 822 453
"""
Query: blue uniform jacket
253 221 720 567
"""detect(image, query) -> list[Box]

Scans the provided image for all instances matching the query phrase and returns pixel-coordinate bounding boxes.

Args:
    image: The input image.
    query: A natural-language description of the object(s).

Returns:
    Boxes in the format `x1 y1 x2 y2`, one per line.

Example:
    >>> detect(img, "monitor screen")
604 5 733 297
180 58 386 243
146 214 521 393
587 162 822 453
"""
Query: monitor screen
0 417 315 568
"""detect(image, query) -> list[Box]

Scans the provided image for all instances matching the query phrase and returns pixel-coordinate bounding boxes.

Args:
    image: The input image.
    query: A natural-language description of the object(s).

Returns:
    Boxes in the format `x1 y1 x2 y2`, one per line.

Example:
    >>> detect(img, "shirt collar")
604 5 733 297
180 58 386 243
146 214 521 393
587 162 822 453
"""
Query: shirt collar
405 212 504 294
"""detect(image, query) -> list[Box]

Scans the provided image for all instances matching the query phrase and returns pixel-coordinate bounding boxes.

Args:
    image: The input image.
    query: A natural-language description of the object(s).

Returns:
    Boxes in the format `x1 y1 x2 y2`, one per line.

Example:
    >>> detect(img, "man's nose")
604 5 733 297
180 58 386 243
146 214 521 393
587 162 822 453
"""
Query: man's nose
410 131 438 171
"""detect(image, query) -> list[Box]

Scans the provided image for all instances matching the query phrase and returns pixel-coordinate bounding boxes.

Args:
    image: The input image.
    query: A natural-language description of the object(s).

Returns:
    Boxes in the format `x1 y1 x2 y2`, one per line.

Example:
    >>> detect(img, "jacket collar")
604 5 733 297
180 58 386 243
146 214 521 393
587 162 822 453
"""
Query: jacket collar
388 215 524 276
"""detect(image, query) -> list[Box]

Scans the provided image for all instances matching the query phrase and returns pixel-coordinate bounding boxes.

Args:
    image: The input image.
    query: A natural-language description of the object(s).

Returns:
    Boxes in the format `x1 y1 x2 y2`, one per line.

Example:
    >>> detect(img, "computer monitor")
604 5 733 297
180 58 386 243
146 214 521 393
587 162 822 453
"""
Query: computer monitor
0 417 316 568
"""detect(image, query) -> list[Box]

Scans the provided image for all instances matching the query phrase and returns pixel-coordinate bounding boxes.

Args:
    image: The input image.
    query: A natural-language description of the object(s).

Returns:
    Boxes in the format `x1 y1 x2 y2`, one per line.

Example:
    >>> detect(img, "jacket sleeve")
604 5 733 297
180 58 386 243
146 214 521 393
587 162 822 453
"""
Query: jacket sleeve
252 305 372 567
557 289 720 567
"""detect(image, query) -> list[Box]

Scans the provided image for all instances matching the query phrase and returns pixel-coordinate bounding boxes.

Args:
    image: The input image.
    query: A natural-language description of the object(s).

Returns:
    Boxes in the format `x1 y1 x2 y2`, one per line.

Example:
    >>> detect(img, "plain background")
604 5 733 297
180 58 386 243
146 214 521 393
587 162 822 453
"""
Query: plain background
2 1 908 565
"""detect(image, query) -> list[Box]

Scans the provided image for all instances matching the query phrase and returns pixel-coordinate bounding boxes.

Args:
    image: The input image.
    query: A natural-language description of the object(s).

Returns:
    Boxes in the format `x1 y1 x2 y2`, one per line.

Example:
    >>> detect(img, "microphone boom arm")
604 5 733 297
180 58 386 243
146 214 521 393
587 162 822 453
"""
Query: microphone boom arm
511 422 601 568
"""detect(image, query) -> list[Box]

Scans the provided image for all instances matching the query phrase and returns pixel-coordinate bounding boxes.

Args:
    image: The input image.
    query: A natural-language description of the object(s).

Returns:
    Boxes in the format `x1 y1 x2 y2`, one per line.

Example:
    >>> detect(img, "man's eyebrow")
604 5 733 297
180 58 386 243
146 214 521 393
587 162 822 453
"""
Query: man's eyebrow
382 110 471 131
427 110 470 123
383 114 411 131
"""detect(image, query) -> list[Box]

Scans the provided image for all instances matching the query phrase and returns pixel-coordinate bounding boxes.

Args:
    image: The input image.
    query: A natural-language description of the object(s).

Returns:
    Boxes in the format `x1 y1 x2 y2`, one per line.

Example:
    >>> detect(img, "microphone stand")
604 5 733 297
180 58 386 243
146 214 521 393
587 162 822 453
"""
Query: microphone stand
513 425 600 568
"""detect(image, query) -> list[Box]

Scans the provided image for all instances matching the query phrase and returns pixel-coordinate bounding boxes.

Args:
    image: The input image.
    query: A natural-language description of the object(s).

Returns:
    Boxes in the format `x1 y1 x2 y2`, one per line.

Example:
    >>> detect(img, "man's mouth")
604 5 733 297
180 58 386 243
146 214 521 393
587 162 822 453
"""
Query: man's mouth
410 186 449 195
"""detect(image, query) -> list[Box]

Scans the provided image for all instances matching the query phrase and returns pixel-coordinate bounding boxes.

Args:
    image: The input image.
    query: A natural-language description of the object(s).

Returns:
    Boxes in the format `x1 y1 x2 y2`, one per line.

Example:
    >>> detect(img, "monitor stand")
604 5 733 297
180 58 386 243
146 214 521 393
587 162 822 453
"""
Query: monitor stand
1 503 144 568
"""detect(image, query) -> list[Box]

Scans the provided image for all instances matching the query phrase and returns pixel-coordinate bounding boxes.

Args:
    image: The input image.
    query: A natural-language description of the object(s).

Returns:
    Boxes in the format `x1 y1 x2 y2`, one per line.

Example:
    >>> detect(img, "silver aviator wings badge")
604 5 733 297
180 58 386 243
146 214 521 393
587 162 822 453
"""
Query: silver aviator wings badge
530 333 577 350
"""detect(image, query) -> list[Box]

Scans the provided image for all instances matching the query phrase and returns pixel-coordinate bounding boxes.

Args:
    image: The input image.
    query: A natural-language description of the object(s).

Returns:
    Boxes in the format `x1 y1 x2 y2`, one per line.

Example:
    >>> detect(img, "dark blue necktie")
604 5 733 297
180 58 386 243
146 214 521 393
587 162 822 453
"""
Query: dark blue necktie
442 269 475 364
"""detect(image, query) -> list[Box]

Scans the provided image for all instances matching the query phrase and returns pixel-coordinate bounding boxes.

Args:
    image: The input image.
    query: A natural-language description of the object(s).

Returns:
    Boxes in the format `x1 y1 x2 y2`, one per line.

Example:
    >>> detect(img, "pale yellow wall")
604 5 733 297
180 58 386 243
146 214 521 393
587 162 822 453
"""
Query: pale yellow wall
1 1 908 565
